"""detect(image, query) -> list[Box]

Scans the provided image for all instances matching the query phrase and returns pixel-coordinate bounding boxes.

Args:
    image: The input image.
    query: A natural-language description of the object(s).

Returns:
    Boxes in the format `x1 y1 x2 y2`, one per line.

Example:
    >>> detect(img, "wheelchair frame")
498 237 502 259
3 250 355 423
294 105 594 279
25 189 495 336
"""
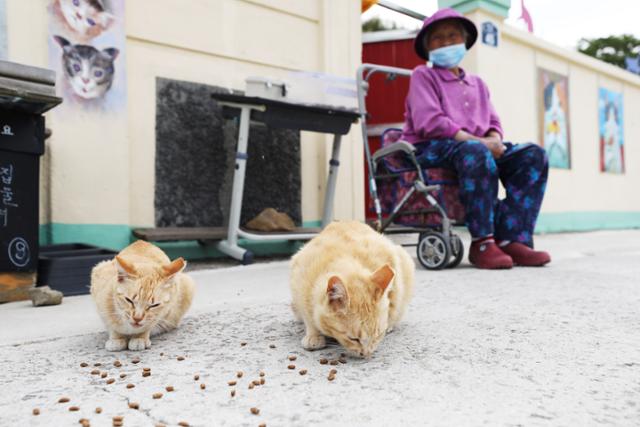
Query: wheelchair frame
356 63 464 270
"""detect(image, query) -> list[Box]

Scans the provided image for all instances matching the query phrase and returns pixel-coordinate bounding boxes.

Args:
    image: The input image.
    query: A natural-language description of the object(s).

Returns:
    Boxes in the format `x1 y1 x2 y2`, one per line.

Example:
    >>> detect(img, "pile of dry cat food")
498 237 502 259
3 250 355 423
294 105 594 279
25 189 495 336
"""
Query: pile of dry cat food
30 342 348 426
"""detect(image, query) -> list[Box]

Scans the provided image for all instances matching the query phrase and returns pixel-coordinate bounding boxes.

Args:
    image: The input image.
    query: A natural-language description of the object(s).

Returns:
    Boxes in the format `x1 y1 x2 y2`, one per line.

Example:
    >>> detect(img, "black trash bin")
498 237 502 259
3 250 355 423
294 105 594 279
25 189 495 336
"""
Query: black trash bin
0 110 45 272
0 60 62 302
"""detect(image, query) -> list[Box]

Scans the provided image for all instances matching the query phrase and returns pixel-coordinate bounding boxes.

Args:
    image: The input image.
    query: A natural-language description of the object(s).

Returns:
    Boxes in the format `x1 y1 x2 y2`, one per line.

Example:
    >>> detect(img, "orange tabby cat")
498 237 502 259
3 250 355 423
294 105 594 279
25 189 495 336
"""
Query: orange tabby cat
90 240 195 351
290 221 414 357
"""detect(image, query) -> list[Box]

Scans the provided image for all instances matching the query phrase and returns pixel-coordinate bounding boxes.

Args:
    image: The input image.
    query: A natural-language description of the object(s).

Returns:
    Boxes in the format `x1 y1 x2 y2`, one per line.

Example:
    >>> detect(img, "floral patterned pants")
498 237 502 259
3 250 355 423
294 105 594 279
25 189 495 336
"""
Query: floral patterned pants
414 139 548 247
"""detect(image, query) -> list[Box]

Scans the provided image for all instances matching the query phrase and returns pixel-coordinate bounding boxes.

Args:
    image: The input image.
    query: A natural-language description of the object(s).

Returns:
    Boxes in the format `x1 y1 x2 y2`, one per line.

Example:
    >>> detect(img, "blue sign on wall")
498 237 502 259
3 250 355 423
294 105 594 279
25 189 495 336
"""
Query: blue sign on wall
481 21 499 48
625 56 640 75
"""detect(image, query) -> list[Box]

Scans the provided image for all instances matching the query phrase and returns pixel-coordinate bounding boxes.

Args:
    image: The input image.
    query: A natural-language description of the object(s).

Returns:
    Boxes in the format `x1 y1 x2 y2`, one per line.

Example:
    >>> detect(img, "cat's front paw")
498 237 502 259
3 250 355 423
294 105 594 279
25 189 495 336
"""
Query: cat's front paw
302 334 326 350
105 339 127 352
128 337 148 351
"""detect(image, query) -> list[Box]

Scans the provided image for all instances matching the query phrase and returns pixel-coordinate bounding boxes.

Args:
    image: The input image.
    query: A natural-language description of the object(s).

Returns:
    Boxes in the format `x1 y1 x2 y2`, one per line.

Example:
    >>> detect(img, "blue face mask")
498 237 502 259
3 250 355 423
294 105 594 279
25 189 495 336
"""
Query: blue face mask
429 43 467 69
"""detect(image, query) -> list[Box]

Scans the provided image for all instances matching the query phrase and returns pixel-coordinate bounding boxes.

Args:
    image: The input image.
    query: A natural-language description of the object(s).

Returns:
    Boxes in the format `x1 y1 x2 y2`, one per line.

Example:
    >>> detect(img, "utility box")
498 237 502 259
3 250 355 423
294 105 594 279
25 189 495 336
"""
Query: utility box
0 60 62 302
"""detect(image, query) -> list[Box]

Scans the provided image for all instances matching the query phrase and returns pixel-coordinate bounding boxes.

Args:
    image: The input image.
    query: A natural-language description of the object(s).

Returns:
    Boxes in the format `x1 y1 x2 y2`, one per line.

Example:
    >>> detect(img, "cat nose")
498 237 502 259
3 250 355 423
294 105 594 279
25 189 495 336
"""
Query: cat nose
82 78 89 84
132 313 144 323
76 12 82 19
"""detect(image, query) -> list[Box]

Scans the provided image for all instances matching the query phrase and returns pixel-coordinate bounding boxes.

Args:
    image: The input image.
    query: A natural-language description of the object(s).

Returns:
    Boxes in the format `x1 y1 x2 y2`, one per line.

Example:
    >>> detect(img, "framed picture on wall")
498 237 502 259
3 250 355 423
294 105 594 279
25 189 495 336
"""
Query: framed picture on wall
598 88 625 174
538 69 571 169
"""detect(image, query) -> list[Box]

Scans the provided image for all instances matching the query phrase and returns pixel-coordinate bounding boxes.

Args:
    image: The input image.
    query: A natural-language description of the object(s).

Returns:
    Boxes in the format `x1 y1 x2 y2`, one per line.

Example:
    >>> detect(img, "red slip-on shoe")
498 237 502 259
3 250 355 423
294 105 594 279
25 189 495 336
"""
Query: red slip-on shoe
468 239 513 269
500 242 551 267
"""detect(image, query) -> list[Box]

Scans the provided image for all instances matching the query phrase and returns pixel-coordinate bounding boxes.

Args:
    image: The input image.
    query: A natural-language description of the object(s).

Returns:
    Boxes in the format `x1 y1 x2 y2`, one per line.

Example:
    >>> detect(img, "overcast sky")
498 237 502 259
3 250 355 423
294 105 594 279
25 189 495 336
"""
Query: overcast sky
362 0 640 50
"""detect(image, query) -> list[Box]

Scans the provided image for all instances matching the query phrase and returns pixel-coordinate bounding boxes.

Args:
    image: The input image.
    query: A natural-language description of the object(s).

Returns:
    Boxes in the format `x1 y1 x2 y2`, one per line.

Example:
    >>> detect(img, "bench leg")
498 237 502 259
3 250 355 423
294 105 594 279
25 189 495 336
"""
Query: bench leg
217 106 252 263
321 134 342 228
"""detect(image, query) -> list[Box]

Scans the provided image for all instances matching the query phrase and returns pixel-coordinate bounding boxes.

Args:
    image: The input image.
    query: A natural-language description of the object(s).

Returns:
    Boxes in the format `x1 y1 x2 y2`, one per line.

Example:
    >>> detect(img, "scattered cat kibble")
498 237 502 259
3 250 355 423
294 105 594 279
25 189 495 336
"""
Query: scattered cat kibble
32 408 40 415
178 422 190 427
193 374 200 381
80 362 88 368
78 418 90 426
119 373 126 379
106 378 115 385
90 369 100 375
69 406 80 412
329 360 339 366
330 369 338 375
94 363 101 367
128 402 139 410
101 372 108 378
338 357 347 364
58 397 70 403
126 383 135 389
319 358 328 365
248 383 255 390
299 369 307 375
143 367 151 372
259 370 265 377
260 378 265 385
142 371 151 377
114 361 122 367
152 392 163 399
328 373 336 381
228 380 237 386
131 357 140 364
95 407 102 414
250 407 260 415
236 371 243 378
113 415 124 422
177 356 185 361
288 355 297 361
269 344 276 349
259 423 266 427
230 390 236 397
200 383 206 390
287 364 295 370
252 379 260 386
165 386 174 392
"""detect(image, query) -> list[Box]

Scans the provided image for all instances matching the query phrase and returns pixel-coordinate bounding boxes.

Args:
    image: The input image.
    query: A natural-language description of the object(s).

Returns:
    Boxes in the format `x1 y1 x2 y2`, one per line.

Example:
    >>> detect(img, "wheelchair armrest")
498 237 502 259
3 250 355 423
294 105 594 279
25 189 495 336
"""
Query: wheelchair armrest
372 140 417 167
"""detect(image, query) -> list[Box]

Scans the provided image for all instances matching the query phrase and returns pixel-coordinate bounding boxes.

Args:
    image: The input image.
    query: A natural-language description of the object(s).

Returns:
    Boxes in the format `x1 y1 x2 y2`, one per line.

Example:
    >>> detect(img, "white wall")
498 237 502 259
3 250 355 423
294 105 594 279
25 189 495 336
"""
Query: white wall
5 0 364 238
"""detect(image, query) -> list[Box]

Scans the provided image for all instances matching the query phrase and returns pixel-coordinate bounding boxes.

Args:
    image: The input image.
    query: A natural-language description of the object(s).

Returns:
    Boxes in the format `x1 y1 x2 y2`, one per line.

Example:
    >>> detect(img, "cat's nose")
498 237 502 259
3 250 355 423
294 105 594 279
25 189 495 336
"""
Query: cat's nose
132 313 144 323
76 12 82 19
82 78 90 84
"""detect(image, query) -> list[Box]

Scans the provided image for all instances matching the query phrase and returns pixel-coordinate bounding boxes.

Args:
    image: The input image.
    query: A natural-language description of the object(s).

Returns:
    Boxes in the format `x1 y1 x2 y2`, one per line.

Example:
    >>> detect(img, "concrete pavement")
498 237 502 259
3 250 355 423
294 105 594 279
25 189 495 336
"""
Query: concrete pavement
1 230 640 426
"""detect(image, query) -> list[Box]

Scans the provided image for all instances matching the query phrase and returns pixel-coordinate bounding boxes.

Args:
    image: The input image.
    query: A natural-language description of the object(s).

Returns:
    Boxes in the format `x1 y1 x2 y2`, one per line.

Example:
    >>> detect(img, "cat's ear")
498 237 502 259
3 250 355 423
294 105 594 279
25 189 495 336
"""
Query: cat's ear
102 47 119 61
115 256 136 282
53 35 72 52
162 257 186 280
370 264 395 299
98 11 115 29
327 276 348 311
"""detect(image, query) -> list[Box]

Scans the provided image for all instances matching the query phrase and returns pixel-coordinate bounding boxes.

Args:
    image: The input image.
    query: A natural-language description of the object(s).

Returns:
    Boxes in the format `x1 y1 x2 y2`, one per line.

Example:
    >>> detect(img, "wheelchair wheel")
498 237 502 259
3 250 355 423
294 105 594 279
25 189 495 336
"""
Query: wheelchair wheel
417 232 449 270
446 234 464 268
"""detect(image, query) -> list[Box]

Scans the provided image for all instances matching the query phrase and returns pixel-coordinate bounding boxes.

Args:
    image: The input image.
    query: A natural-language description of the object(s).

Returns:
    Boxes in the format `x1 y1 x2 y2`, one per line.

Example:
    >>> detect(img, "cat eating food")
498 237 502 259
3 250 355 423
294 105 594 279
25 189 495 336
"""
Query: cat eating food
90 240 195 352
290 221 414 358
53 35 119 100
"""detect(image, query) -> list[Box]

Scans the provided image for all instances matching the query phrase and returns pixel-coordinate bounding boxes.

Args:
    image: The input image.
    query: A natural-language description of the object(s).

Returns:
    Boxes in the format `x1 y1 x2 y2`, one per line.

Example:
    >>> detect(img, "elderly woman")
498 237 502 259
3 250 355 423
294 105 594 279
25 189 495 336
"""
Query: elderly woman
402 8 550 269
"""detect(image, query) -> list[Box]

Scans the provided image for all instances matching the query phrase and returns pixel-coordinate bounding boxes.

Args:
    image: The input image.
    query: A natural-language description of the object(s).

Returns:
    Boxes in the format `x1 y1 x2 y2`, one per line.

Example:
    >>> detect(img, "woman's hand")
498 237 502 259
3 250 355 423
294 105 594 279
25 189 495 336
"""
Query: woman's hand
481 133 506 159
454 130 506 158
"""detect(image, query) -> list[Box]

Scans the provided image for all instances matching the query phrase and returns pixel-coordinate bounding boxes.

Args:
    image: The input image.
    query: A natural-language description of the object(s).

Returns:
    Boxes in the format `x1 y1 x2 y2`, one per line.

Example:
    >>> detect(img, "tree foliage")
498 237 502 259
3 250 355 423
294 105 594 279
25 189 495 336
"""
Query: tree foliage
578 34 640 69
362 17 398 32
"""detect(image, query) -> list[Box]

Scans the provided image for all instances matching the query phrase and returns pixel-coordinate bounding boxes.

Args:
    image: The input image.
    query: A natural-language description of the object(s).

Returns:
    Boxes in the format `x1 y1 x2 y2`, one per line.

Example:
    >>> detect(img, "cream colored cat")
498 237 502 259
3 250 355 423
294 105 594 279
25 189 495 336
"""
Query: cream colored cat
290 221 414 357
90 240 195 351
